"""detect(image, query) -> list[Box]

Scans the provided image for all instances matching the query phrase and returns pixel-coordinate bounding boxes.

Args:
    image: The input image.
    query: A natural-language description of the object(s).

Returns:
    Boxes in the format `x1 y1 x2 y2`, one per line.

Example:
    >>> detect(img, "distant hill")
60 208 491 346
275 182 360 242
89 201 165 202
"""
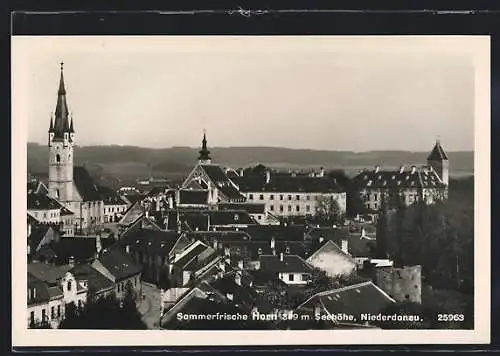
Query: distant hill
28 143 474 185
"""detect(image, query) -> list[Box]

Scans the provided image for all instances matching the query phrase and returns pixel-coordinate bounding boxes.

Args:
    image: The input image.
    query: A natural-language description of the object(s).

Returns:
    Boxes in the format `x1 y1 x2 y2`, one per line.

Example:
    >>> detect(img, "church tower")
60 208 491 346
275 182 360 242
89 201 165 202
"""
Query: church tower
427 139 449 186
48 62 75 202
198 131 212 164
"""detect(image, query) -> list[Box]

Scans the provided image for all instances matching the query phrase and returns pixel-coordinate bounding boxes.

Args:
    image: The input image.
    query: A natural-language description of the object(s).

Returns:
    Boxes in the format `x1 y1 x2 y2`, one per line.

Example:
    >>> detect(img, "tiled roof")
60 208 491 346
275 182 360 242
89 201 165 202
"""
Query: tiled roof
259 254 313 274
199 164 247 201
27 262 72 285
44 236 115 264
234 174 345 193
174 242 212 269
297 281 394 317
119 202 145 227
248 269 288 288
209 210 256 226
307 240 353 263
74 166 102 201
28 193 62 210
179 189 209 205
28 225 52 253
427 141 449 161
60 206 74 216
97 248 142 280
119 228 186 257
352 166 446 189
28 213 41 226
226 240 308 260
307 227 350 243
27 272 52 305
70 263 114 294
185 231 252 243
218 203 266 214
245 224 305 242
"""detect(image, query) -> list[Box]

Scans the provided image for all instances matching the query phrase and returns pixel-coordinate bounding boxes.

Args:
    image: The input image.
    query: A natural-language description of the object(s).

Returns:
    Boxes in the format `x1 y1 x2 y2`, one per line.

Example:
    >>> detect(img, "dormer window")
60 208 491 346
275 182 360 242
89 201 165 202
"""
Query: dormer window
285 247 291 253
234 214 239 221
257 248 263 255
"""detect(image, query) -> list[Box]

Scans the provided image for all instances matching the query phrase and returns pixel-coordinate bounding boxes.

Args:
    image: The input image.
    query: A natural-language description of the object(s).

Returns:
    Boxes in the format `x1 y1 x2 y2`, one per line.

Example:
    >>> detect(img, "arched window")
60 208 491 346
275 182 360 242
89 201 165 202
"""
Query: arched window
56 154 61 163
55 189 60 198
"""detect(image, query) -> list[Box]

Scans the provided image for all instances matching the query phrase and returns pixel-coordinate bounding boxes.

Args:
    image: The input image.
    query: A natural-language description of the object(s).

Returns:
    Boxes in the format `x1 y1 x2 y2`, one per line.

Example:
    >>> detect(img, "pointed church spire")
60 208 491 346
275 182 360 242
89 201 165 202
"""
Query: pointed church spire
427 138 448 161
198 130 212 164
69 116 74 133
53 61 70 139
49 115 54 132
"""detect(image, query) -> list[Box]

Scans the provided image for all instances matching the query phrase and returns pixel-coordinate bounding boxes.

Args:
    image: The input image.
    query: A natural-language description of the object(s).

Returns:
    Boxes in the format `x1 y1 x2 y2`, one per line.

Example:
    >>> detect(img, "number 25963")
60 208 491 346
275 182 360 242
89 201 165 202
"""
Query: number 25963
437 314 465 322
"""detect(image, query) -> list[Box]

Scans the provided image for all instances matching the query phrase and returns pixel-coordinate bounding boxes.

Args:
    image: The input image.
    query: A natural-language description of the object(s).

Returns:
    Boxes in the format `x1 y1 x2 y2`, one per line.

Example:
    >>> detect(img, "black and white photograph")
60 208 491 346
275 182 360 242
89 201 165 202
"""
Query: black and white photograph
12 35 490 346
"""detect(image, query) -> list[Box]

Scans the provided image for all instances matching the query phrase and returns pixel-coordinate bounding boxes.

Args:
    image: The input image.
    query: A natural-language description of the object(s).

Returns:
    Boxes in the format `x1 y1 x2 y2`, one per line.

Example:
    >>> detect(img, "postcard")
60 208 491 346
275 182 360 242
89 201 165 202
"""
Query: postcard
12 35 490 346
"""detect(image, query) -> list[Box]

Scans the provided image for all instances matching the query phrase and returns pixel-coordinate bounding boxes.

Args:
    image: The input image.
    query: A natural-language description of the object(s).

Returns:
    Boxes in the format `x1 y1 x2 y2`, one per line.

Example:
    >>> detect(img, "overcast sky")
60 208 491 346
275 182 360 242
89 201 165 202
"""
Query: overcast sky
14 36 480 152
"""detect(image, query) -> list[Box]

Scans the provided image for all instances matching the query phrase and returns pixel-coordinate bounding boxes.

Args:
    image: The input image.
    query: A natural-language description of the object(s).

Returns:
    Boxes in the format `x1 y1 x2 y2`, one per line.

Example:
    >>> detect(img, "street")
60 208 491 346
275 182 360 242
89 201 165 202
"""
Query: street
137 282 161 329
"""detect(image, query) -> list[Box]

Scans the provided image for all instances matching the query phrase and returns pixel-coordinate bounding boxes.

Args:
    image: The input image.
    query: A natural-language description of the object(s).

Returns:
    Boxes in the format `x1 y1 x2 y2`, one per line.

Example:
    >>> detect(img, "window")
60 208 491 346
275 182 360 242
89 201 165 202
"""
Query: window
117 283 121 293
51 306 55 319
43 212 47 219
67 280 72 291
57 305 61 317
78 300 82 309
288 195 292 200
249 194 254 200
56 154 61 163
30 311 34 324
306 205 310 212
285 247 291 253
296 195 300 200
41 309 46 322
270 205 274 211
374 203 378 209
279 205 284 212
306 195 310 200
288 205 291 212
258 216 262 220
270 194 274 200
280 195 284 201
259 194 264 200
302 274 309 281
296 205 300 212
288 274 295 282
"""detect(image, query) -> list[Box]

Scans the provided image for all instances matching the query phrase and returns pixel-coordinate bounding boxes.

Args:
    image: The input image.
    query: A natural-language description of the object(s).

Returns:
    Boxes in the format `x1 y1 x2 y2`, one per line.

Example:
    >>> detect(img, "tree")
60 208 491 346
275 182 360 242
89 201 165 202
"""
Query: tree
304 268 369 300
59 291 147 330
315 196 344 225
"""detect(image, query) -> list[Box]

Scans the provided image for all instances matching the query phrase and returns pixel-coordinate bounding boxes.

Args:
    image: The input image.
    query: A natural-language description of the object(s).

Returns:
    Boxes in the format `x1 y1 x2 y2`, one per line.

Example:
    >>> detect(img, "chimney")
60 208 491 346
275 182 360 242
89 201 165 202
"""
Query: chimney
28 222 32 237
341 239 348 254
239 168 244 177
280 252 284 262
411 165 417 174
270 237 275 249
145 210 149 218
265 170 271 184
375 165 380 173
33 287 36 299
168 194 174 209
125 245 130 254
361 228 367 239
319 236 324 244
213 240 218 249
68 256 75 268
399 165 405 174
238 259 244 270
95 233 102 255
235 272 242 286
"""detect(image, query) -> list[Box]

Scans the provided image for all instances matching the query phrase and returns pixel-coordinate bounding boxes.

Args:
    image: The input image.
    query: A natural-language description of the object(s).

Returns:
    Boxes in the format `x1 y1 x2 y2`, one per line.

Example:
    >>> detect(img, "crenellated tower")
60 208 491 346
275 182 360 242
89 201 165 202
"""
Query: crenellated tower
48 62 74 202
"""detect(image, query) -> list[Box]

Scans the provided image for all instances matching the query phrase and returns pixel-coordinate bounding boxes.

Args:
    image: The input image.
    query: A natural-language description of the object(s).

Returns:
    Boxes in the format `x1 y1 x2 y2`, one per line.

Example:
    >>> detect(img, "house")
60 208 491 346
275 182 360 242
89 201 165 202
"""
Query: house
217 202 269 224
69 263 115 299
32 235 115 266
117 201 146 233
28 193 62 225
46 63 104 233
100 187 130 223
27 262 88 328
181 133 247 204
232 168 347 218
170 240 221 287
296 281 395 327
258 253 314 285
351 140 449 217
91 248 142 301
28 224 59 260
306 240 357 278
117 228 191 286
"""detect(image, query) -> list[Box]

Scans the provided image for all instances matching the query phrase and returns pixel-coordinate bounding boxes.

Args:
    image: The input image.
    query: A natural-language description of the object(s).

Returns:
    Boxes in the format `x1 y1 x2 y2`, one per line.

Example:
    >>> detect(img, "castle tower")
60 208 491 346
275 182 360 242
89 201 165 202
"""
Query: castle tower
48 62 74 202
427 139 449 186
198 130 212 164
